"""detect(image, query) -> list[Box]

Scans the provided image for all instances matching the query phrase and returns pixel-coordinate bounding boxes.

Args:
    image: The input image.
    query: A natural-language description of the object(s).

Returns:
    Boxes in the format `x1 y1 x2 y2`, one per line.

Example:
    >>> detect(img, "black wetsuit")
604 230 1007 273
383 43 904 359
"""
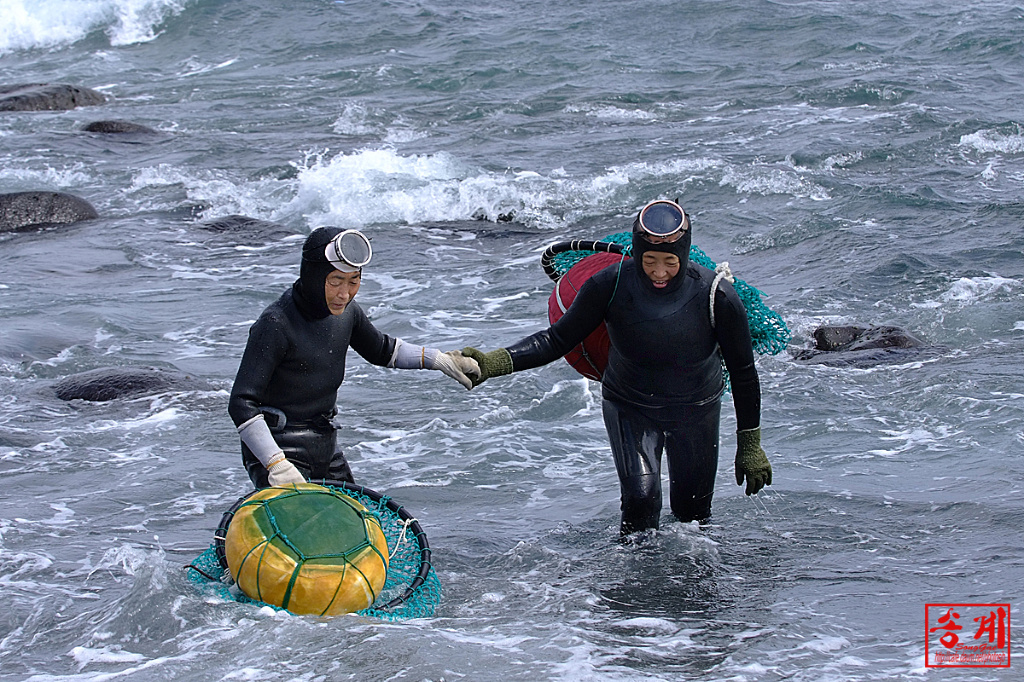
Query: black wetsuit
228 230 397 489
507 251 760 532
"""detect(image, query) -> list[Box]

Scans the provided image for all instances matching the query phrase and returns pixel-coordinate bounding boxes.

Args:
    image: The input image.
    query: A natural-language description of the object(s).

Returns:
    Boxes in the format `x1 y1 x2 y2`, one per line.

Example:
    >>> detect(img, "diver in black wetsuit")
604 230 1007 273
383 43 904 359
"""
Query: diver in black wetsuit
229 227 480 489
462 200 772 535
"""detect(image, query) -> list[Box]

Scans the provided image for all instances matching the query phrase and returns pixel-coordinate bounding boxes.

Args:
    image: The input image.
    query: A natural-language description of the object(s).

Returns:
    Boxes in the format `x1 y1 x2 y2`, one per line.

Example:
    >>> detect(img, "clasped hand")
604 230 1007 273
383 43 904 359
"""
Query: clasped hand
435 350 481 389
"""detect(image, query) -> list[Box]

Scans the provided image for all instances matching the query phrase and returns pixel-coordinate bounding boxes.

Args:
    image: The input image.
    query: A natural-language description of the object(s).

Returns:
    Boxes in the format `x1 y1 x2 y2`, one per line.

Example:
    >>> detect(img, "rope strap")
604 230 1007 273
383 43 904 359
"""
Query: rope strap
396 517 416 550
709 261 734 329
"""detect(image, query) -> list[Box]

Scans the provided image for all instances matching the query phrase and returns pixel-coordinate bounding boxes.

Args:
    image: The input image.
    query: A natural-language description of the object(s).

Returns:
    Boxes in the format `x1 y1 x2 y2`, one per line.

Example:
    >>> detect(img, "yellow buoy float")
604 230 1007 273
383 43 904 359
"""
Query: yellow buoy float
224 482 389 616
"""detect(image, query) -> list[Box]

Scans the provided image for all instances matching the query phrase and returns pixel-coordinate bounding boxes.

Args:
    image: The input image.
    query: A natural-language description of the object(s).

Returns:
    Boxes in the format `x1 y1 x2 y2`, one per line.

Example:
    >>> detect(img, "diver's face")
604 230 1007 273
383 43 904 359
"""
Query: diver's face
324 270 362 315
641 251 681 289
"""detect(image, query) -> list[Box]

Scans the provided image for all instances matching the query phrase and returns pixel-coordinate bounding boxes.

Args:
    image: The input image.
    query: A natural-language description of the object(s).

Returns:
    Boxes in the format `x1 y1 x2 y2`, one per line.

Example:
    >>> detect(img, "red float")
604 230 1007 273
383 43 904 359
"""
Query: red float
546 251 626 381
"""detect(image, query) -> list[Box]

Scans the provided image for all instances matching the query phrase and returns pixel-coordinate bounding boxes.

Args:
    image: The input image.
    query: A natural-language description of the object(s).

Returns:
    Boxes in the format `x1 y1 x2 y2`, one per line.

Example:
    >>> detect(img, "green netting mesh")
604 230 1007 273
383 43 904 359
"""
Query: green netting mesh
186 483 442 621
547 232 791 356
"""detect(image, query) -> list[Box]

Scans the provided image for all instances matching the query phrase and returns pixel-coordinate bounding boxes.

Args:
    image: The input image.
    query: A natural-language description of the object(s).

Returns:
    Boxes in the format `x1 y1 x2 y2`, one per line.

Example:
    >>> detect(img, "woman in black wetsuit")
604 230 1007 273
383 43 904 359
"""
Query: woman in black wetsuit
462 200 772 535
229 227 479 489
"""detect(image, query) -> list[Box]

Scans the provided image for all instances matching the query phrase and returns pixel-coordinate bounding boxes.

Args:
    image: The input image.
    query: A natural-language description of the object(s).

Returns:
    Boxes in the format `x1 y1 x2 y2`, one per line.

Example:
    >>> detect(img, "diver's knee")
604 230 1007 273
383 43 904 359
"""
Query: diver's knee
670 491 713 524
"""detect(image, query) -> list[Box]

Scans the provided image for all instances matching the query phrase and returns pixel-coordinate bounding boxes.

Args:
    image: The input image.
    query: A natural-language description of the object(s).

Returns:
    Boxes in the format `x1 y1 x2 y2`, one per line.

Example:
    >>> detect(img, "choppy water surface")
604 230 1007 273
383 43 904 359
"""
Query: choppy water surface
1 1 1022 680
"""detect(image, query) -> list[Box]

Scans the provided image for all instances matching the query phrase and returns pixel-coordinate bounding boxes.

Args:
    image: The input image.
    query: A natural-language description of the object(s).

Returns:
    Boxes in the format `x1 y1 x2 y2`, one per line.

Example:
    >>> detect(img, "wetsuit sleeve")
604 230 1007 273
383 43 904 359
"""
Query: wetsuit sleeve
714 284 761 430
506 272 615 372
228 315 290 427
348 303 399 367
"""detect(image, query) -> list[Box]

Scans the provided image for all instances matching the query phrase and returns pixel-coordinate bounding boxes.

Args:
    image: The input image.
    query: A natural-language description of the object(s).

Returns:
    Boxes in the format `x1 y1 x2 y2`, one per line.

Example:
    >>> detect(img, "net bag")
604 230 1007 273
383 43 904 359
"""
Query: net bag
541 233 791 381
186 481 441 620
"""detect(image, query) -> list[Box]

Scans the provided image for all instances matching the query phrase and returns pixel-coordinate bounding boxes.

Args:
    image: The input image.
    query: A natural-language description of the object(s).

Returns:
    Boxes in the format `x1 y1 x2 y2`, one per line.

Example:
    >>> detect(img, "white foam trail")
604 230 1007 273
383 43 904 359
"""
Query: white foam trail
959 127 1024 154
0 0 193 55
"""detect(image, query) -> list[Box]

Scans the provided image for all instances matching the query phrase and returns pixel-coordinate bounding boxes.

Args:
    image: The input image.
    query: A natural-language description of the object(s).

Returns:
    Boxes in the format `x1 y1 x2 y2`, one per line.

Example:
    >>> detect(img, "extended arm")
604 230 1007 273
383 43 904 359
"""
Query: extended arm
463 273 614 385
349 304 479 389
714 285 771 495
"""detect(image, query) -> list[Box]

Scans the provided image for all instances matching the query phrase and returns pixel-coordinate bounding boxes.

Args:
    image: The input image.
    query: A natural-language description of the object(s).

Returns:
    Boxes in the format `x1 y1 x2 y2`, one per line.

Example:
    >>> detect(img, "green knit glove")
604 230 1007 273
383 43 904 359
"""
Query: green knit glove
460 347 513 387
735 427 772 495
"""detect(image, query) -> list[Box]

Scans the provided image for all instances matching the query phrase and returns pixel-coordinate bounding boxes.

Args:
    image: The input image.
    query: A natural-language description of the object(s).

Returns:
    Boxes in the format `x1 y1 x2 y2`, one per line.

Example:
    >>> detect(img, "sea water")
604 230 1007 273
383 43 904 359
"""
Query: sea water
1 1 1022 680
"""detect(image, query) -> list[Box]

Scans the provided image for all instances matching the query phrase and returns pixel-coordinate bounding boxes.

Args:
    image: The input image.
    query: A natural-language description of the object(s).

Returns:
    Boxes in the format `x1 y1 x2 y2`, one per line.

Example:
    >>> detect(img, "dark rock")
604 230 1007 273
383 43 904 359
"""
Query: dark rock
842 325 925 352
812 324 924 352
811 325 870 351
54 367 213 401
82 120 157 134
197 214 294 238
793 324 939 367
0 84 106 112
0 191 99 232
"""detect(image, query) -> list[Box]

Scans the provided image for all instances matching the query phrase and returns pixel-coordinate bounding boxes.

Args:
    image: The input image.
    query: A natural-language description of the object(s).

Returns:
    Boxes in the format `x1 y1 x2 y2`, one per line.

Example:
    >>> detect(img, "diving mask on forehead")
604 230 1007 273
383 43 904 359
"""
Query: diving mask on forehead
637 199 689 239
324 229 372 272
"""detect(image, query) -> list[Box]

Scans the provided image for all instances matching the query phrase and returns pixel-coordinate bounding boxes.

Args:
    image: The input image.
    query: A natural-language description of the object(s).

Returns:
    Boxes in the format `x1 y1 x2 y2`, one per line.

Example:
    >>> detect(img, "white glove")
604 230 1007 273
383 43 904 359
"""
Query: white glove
387 340 481 390
237 415 308 487
433 350 481 389
267 458 306 486
237 414 285 466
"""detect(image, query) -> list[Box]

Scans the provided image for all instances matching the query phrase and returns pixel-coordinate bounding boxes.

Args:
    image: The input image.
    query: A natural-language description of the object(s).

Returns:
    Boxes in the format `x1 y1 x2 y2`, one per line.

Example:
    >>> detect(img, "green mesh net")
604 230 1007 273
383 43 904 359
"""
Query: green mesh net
186 481 441 621
546 232 791 356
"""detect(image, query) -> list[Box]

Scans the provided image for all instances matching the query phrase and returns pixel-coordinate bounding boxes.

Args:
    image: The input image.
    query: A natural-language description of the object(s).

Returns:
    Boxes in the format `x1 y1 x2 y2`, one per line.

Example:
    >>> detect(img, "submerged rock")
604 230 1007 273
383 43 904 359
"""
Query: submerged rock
792 324 943 367
0 191 99 232
0 83 106 112
196 214 295 241
82 120 158 134
53 367 213 401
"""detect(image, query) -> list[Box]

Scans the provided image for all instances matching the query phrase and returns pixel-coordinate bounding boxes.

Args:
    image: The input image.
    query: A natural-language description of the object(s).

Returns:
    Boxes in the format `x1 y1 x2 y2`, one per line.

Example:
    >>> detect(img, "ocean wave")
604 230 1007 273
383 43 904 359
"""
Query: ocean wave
279 147 728 230
0 158 94 190
959 125 1024 155
564 103 659 121
128 163 288 219
910 275 1020 309
0 0 192 55
720 164 831 201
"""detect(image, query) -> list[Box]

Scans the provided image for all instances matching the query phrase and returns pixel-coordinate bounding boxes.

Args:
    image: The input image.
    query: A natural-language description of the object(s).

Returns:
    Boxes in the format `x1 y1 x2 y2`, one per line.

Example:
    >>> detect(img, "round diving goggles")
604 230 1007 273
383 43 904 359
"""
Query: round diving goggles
637 199 689 239
324 229 372 272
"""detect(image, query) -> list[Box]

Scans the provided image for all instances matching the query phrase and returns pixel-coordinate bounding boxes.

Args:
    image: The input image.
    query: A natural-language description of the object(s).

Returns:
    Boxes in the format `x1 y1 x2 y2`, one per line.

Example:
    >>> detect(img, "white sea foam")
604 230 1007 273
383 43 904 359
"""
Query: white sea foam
0 550 55 581
279 147 528 228
279 146 729 230
0 0 193 55
913 274 1015 309
564 103 659 121
331 103 379 136
0 160 93 189
123 146 728 232
959 127 1024 155
331 102 426 143
795 634 851 653
129 164 286 220
939 275 1017 302
721 164 831 201
911 275 1019 309
70 645 146 669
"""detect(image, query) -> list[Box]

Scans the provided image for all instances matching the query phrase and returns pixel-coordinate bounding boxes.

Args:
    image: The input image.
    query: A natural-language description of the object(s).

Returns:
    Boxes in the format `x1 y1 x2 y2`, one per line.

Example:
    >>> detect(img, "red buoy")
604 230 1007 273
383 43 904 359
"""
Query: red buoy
546 251 626 381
